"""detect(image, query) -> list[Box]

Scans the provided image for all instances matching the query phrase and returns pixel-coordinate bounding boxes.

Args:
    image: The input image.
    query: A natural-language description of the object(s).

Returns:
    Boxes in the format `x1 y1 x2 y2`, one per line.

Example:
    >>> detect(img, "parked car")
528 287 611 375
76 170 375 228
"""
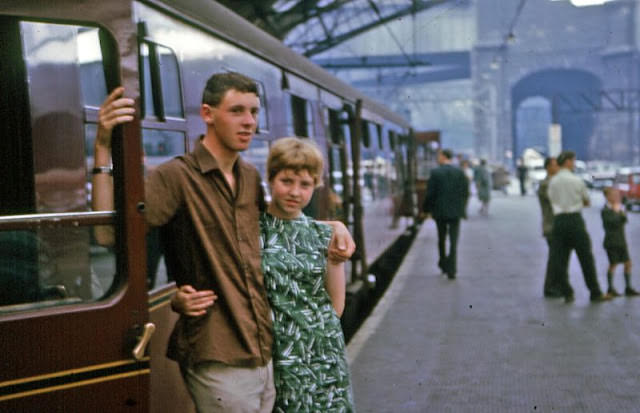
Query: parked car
614 167 640 211
588 161 619 189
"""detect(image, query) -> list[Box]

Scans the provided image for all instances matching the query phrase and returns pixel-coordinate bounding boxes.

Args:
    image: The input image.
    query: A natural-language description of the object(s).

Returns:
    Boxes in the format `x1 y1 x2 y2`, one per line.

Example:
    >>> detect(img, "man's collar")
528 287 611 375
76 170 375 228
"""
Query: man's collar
193 137 243 174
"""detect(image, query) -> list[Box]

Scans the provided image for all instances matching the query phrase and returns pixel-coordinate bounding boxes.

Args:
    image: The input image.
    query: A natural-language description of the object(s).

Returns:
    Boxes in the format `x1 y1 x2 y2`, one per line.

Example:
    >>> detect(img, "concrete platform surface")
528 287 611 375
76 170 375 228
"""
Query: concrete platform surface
347 192 640 412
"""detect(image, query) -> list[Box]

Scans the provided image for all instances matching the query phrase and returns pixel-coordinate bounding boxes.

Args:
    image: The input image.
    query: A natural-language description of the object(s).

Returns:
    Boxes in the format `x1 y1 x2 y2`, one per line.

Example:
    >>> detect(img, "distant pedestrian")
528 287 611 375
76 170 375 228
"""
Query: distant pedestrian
474 159 492 215
601 187 638 297
537 157 562 297
461 159 474 217
517 158 527 196
422 149 469 279
548 151 610 303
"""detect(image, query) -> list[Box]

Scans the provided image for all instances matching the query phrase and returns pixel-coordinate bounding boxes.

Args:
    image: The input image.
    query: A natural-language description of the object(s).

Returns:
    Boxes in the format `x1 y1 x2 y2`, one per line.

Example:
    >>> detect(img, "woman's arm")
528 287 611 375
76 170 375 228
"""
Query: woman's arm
325 261 346 317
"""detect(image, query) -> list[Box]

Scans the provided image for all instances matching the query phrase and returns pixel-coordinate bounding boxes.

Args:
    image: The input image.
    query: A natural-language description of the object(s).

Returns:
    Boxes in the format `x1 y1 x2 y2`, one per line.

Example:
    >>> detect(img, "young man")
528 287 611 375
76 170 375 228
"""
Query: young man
421 149 469 279
547 150 609 304
92 72 355 412
538 156 562 298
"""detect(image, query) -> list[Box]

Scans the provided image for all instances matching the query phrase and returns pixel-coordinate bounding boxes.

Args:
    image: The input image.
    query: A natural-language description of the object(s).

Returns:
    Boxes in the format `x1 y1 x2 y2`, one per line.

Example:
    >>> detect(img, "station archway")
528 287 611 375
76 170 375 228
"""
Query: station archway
511 69 602 161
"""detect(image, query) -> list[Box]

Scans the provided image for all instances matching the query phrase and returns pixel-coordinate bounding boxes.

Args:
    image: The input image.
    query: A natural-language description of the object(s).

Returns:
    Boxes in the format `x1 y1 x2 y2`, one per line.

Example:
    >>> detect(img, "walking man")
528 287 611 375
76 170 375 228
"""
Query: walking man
537 156 562 297
422 149 469 279
547 151 610 303
517 158 528 196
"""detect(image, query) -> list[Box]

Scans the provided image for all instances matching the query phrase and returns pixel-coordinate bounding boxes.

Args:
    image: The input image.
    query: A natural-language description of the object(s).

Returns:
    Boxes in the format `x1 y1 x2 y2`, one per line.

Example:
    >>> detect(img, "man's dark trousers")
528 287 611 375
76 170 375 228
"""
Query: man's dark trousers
549 212 603 299
435 218 460 275
543 236 563 296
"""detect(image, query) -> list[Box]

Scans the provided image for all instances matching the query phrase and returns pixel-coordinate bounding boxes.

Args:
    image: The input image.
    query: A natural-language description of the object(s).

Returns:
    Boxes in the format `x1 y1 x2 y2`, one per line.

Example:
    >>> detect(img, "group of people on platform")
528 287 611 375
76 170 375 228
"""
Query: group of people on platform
420 147 636 304
92 73 355 412
420 149 492 279
537 151 637 303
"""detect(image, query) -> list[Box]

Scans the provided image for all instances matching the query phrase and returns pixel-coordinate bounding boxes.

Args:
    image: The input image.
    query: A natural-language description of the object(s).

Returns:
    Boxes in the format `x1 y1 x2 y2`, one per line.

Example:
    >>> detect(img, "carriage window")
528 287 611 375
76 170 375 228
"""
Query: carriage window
142 129 186 175
369 123 382 150
329 147 344 199
327 108 343 144
140 42 184 119
388 131 397 150
78 28 108 107
0 20 118 313
287 94 312 137
361 121 371 148
158 46 183 118
140 43 156 118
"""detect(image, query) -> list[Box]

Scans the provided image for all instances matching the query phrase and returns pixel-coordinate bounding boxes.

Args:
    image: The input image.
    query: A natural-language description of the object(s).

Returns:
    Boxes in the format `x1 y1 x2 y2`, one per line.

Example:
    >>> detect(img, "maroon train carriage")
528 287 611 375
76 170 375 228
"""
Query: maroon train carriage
0 0 418 411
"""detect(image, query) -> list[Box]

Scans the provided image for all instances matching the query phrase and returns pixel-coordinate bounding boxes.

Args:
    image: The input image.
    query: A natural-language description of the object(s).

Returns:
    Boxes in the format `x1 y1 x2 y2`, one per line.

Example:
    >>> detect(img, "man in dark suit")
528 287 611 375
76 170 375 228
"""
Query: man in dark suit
422 149 469 279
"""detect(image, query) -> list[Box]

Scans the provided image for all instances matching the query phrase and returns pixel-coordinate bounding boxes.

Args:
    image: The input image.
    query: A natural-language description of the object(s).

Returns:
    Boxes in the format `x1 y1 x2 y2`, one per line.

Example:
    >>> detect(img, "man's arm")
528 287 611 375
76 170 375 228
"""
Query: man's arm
323 220 356 264
581 182 590 207
92 87 136 246
420 171 439 220
325 261 346 317
461 170 470 203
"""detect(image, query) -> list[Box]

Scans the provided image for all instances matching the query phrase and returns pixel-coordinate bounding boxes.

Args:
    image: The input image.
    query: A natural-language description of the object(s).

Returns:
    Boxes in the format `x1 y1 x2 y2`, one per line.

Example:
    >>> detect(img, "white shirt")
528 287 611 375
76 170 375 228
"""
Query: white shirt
548 168 590 214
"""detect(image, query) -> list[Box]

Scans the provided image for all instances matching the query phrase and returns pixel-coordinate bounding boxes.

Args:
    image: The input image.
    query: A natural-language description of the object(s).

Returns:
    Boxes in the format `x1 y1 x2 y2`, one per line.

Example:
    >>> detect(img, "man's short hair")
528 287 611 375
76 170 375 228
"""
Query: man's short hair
267 137 324 187
556 151 575 166
440 149 453 160
543 156 556 169
202 72 259 107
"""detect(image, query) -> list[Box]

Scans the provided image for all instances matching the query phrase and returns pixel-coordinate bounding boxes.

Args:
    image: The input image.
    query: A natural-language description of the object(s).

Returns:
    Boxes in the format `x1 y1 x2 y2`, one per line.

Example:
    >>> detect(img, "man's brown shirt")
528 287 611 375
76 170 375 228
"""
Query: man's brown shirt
145 139 272 367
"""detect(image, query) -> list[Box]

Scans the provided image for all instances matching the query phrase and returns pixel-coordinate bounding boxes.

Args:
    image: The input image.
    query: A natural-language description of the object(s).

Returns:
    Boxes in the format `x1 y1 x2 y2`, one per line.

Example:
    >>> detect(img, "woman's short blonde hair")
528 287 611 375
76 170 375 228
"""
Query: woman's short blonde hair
267 137 324 187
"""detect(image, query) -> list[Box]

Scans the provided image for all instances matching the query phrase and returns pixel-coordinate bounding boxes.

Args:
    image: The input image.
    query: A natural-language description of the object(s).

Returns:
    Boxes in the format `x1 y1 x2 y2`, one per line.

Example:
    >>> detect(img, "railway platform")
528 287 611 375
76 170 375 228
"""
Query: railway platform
347 191 640 412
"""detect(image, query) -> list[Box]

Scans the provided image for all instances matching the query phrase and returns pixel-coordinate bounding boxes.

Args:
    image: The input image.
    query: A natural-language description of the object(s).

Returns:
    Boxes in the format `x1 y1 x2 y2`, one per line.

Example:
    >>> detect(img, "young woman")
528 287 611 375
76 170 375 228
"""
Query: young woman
261 137 354 412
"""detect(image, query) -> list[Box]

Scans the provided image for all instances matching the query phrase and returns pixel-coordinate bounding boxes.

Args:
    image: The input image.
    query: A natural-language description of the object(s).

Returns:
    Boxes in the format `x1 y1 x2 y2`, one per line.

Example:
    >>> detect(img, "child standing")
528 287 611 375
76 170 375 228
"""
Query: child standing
261 137 354 412
602 187 638 297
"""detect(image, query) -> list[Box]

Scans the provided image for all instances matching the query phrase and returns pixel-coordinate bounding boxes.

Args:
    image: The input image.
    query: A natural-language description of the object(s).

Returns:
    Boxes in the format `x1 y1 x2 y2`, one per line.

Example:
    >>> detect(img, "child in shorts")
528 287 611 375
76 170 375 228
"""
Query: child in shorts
602 187 638 296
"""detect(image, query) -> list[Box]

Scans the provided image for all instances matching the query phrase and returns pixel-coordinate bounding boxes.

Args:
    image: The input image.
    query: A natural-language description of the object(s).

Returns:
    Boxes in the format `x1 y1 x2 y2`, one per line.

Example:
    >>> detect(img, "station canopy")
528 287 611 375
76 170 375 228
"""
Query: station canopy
216 0 451 57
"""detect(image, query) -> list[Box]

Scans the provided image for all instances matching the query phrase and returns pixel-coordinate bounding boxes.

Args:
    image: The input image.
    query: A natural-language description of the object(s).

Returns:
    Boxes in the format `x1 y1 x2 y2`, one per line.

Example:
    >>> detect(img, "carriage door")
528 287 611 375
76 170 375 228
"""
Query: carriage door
0 18 150 411
328 105 362 283
326 108 351 223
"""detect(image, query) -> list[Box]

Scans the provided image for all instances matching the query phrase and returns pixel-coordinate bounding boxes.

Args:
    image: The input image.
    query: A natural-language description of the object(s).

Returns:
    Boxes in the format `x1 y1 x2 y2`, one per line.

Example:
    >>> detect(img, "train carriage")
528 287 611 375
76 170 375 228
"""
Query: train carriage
0 0 416 410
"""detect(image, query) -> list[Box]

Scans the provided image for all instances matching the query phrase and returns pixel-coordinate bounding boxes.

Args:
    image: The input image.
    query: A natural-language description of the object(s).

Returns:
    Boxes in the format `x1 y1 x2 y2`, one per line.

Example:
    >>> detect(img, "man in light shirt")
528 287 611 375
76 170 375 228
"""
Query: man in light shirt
547 151 610 303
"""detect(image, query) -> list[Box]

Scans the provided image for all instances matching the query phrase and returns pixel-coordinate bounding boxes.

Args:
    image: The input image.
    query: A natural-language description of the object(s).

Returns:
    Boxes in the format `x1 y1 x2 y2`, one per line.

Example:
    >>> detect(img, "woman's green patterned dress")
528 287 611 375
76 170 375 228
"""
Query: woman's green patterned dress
260 212 354 413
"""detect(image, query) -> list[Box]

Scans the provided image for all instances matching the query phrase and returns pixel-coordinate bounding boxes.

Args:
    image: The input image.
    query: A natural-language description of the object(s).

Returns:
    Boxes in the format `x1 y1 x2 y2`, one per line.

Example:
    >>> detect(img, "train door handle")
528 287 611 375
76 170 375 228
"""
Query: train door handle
132 322 156 361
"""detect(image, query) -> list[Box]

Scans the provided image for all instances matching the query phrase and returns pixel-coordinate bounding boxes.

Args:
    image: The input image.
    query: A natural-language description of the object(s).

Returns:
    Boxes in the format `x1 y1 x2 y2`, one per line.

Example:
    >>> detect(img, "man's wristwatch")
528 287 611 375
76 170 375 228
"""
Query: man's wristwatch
92 166 113 175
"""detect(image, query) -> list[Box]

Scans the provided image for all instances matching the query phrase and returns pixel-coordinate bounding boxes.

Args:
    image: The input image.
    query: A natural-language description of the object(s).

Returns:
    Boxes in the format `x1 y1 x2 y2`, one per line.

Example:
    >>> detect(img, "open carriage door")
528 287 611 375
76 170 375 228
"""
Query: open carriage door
0 3 151 411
